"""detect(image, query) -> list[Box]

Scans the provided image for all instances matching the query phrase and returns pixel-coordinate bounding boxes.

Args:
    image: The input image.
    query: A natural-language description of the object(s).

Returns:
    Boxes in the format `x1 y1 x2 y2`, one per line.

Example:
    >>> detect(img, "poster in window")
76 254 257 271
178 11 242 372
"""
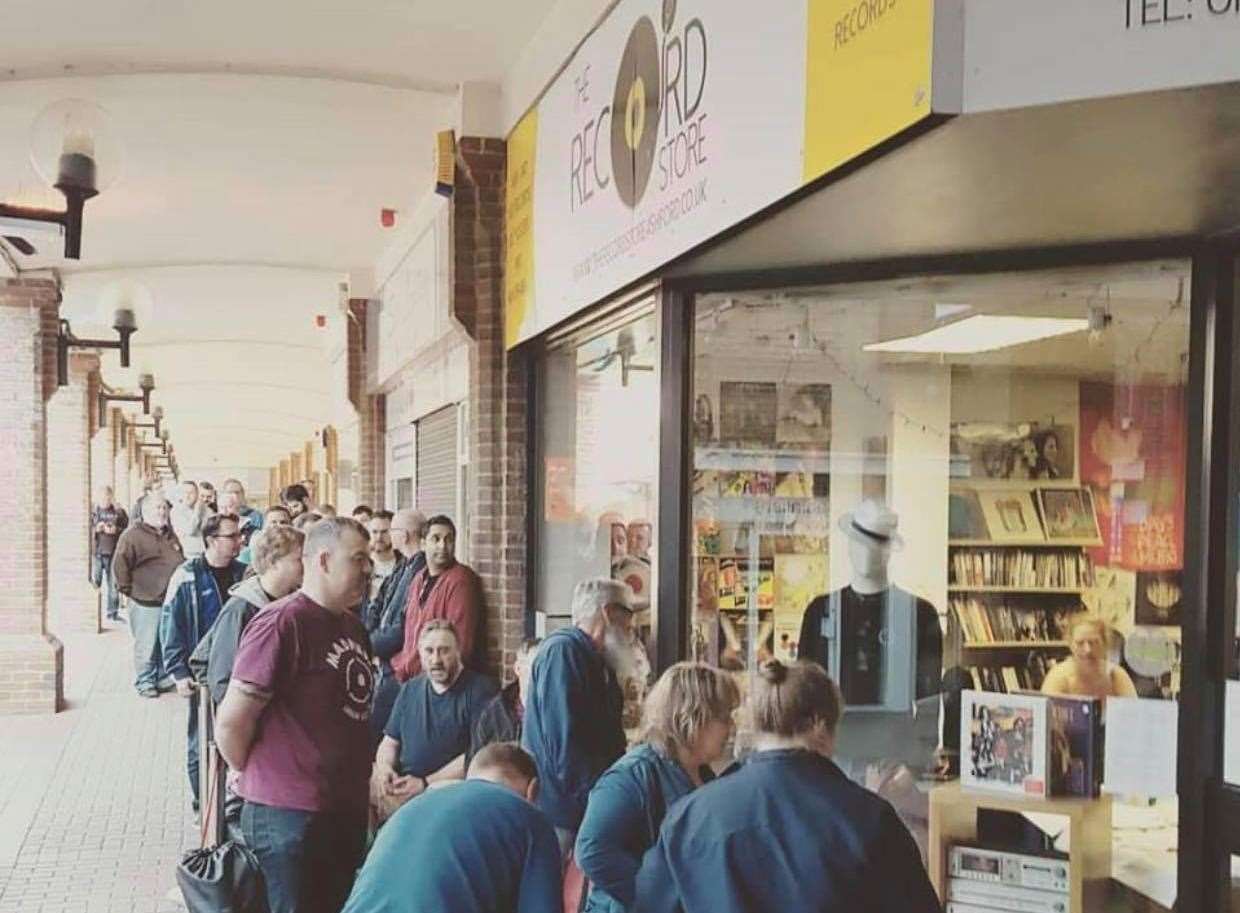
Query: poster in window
544 457 573 522
775 383 831 450
719 382 777 446
1080 382 1186 570
1134 570 1183 626
950 422 1076 481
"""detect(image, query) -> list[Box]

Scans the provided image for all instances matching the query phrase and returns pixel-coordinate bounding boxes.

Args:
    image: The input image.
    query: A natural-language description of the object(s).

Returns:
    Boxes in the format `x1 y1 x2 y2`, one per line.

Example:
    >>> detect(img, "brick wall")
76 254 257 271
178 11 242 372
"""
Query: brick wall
455 136 528 681
0 278 65 714
47 352 101 633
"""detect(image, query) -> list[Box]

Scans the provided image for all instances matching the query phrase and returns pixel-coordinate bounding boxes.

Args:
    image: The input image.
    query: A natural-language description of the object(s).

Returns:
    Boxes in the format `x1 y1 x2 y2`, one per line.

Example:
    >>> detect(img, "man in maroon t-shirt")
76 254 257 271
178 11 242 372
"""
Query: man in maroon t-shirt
216 516 375 913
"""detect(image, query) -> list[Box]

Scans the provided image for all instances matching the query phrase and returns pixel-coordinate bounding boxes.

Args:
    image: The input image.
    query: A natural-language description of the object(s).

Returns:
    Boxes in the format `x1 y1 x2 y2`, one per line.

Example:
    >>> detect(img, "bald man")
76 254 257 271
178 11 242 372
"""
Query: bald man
364 509 428 741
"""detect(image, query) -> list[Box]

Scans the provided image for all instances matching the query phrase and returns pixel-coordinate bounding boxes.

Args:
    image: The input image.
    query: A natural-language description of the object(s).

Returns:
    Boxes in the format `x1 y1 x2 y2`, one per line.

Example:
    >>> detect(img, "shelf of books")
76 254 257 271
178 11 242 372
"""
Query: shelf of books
948 484 1102 694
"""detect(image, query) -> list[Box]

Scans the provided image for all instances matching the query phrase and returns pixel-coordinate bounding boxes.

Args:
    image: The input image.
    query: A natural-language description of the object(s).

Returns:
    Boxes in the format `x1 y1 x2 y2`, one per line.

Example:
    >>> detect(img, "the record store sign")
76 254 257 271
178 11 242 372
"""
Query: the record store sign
505 0 945 348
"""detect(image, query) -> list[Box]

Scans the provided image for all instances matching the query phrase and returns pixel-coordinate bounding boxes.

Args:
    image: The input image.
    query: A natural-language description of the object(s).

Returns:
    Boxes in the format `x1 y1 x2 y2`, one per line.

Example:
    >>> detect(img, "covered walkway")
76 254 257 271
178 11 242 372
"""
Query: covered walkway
0 624 192 913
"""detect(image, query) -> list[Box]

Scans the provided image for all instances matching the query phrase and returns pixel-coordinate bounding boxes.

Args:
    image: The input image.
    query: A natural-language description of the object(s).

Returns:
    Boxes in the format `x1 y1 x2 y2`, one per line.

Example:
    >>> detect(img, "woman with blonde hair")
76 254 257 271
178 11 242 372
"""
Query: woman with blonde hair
636 659 939 913
575 661 740 913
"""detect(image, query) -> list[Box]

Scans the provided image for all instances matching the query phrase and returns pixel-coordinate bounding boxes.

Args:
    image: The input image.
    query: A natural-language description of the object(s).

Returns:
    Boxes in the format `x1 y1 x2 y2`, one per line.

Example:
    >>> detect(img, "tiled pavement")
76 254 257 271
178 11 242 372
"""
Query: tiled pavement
0 622 196 913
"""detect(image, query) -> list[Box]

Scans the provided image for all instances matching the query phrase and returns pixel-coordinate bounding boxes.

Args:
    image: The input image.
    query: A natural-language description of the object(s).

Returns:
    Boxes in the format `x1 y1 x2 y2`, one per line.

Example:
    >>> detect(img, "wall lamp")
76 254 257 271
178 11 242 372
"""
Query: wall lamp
0 100 121 260
97 373 154 423
130 405 164 436
58 308 138 386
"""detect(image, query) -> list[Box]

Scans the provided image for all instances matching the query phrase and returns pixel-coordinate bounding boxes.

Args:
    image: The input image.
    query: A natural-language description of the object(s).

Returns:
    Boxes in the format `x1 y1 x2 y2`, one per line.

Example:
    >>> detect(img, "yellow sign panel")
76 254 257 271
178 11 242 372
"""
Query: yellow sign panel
504 109 538 348
803 0 934 183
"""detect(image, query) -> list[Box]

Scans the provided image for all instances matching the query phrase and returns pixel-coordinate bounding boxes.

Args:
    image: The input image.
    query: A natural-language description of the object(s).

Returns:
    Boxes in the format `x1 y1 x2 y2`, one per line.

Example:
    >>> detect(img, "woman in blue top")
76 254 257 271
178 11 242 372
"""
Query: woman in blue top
575 661 740 913
636 659 941 913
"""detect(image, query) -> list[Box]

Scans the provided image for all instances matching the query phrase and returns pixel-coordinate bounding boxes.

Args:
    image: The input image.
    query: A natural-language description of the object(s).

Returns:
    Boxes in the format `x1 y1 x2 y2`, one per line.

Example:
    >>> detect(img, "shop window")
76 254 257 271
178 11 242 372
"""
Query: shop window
690 261 1189 906
536 307 659 726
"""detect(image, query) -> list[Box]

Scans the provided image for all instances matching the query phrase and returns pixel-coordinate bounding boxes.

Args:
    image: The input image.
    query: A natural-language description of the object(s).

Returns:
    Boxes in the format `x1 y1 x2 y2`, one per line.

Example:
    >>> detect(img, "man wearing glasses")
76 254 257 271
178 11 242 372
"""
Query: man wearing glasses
161 512 247 815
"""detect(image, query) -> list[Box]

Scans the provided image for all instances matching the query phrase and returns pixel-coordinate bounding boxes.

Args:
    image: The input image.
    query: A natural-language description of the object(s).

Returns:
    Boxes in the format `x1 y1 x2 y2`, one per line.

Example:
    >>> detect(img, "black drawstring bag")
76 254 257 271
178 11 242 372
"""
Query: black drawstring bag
175 841 268 913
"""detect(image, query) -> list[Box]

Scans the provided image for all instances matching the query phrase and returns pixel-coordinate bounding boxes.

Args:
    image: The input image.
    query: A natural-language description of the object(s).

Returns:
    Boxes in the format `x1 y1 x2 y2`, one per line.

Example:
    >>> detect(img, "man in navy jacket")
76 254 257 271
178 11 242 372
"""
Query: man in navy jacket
161 512 246 812
363 508 426 743
522 577 632 855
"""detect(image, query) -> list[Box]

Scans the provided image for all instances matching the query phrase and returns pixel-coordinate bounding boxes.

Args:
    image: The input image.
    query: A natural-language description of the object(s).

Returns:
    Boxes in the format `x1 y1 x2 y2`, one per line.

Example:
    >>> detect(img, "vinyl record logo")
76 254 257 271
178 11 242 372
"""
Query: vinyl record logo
611 16 662 209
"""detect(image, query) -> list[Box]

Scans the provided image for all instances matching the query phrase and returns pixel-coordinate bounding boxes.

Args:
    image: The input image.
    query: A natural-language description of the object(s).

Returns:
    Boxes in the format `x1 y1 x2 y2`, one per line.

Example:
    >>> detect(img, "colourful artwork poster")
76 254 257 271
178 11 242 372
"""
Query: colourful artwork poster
1079 382 1186 571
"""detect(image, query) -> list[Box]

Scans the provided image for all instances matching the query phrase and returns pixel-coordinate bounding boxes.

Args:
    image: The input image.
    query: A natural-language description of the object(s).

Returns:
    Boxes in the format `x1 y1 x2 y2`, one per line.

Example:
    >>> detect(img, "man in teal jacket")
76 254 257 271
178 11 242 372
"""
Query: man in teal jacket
161 512 245 812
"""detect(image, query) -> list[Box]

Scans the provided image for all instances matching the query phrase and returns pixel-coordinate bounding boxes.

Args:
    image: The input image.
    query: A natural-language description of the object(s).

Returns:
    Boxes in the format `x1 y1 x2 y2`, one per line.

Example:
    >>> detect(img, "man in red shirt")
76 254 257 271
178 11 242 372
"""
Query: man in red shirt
390 515 484 682
215 517 374 913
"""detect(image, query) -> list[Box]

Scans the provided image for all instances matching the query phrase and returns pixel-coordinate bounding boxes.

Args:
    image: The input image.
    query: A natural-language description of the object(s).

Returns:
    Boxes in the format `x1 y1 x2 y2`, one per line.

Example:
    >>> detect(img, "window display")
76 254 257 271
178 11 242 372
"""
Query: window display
688 260 1190 906
535 307 659 725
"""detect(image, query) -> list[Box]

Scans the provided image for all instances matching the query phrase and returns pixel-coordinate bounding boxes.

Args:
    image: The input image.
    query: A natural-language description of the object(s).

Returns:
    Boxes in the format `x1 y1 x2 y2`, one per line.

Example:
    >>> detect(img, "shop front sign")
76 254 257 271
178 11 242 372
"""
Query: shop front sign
505 0 962 348
963 0 1240 112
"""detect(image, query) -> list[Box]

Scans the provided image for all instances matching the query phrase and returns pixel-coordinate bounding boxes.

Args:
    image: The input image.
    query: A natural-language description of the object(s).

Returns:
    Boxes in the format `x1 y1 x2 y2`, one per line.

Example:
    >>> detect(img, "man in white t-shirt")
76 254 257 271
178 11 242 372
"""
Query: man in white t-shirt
368 511 399 601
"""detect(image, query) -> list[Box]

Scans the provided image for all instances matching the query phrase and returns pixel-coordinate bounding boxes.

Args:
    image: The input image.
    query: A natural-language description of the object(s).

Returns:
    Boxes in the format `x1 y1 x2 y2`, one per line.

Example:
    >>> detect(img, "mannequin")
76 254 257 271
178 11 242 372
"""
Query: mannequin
797 500 957 859
797 500 951 771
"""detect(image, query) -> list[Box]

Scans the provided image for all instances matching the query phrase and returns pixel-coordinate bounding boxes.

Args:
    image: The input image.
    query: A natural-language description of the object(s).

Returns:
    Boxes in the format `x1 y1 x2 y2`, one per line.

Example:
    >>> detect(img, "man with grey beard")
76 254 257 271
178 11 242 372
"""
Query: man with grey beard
522 577 636 859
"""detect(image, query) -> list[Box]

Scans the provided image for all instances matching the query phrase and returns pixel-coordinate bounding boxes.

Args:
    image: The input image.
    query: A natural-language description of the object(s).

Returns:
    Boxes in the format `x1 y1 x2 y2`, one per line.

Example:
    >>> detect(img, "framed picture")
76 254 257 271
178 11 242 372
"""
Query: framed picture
961 690 1050 797
719 381 777 445
1134 569 1183 626
1038 487 1101 542
950 422 1076 481
948 490 990 541
775 383 831 449
977 489 1045 542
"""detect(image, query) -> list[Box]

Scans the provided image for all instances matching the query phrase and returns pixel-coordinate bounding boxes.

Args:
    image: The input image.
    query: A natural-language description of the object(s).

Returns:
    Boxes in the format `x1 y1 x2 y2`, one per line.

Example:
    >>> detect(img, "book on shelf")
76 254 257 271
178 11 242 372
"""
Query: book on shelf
951 597 1074 645
964 655 1056 694
949 547 1095 589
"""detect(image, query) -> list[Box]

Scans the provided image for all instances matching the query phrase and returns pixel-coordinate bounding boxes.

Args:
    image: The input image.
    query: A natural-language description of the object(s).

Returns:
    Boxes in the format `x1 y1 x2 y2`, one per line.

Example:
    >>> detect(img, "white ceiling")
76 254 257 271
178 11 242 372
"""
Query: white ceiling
0 0 559 89
3 0 563 475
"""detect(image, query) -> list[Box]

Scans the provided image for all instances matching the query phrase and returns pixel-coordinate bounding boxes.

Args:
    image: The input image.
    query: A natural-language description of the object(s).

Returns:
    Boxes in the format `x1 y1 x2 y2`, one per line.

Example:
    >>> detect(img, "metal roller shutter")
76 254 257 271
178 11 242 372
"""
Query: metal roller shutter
415 404 458 522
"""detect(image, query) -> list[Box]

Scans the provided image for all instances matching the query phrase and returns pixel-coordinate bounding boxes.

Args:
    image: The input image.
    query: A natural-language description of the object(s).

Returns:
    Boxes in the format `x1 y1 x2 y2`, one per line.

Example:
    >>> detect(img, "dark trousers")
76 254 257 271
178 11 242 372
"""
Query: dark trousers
186 691 200 810
369 669 400 749
92 553 120 618
241 801 366 913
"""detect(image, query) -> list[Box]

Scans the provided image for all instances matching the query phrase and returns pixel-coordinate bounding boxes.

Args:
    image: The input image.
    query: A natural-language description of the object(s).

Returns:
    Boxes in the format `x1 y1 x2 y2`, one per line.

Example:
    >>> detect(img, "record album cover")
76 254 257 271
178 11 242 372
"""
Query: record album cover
961 690 1050 797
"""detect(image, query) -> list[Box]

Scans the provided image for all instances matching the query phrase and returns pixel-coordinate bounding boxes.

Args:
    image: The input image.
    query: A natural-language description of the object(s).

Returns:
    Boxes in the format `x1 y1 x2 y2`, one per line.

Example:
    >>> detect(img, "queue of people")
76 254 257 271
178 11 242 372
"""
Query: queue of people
98 479 945 913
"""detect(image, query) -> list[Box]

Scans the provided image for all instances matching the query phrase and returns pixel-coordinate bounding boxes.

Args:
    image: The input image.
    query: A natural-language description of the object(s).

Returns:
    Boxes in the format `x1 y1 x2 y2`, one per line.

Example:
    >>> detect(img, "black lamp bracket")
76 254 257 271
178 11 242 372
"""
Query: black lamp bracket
58 316 136 387
97 387 153 426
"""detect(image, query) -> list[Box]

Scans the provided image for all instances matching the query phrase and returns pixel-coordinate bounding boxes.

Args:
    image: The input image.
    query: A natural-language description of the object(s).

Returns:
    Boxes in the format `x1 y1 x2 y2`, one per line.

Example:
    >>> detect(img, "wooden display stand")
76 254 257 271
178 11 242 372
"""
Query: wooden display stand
929 782 1112 913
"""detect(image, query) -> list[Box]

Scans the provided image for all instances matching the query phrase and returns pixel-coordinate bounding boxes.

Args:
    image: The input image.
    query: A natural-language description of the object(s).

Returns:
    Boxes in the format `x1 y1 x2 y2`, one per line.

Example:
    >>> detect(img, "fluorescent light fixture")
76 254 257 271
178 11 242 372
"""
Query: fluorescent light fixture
864 315 1089 355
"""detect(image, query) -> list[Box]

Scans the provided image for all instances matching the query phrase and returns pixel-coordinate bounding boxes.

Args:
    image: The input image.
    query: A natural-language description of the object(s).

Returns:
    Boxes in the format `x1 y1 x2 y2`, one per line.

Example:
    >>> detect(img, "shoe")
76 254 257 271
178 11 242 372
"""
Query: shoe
137 686 159 698
157 678 178 693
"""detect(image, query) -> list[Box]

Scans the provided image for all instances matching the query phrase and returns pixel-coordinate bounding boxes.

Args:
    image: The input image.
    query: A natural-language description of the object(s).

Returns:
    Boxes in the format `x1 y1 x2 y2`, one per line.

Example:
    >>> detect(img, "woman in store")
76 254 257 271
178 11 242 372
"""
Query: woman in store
634 660 939 913
575 662 740 913
1041 614 1137 699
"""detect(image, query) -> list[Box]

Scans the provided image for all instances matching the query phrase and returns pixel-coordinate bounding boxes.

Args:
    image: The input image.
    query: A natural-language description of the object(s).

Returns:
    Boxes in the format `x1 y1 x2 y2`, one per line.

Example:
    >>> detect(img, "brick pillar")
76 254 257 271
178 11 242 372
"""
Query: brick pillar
113 413 130 512
455 136 527 680
346 298 386 508
48 351 101 633
0 278 65 714
90 384 113 497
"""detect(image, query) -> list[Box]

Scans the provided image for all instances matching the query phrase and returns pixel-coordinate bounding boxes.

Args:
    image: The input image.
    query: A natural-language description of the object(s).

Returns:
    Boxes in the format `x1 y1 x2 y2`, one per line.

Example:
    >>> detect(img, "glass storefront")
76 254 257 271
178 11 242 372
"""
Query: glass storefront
534 305 660 725
685 260 1191 902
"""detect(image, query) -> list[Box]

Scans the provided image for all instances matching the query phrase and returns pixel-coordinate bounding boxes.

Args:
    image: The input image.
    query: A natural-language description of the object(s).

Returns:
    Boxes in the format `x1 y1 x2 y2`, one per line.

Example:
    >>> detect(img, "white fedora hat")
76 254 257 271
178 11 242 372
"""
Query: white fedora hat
838 499 904 550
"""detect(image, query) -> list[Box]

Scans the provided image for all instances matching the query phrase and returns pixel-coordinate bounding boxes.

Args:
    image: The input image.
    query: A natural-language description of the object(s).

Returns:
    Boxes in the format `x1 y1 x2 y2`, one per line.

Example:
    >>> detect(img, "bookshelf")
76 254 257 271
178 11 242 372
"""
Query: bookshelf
948 482 1101 693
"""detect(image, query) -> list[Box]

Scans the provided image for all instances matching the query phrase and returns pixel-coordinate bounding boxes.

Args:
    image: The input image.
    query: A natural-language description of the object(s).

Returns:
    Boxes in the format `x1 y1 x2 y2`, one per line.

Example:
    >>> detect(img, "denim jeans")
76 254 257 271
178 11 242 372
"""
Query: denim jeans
129 601 166 691
240 802 366 913
92 554 120 618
